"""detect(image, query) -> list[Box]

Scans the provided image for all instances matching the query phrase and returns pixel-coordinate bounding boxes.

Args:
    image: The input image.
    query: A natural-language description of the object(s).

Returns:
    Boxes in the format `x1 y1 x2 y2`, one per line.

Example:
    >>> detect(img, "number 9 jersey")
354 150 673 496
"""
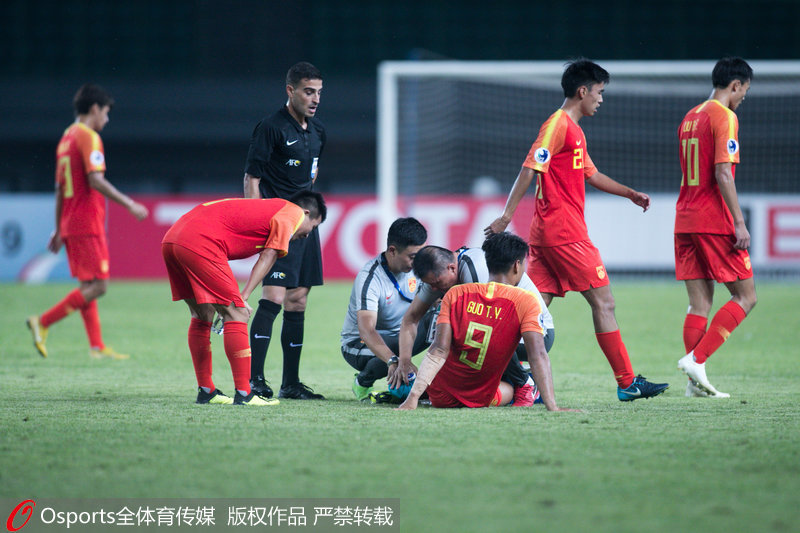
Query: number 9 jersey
429 282 544 408
56 122 107 237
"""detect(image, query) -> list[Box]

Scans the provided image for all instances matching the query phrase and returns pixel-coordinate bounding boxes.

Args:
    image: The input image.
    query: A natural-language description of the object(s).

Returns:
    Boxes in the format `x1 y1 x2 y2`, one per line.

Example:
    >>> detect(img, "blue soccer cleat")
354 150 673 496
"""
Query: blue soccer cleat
617 374 669 402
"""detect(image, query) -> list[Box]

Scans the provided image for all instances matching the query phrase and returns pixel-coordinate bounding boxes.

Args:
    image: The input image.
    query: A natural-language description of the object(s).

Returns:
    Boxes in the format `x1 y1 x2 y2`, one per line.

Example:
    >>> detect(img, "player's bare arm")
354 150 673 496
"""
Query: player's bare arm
48 182 65 253
523 330 579 412
243 173 262 199
390 297 429 387
715 162 750 249
484 167 536 236
396 323 452 411
586 171 650 212
241 248 280 316
87 171 149 220
357 310 398 364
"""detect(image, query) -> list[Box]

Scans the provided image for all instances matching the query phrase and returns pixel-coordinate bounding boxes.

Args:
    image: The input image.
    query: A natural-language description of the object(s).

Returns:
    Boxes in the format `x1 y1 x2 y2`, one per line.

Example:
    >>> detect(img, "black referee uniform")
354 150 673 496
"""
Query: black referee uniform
243 105 327 399
244 105 326 288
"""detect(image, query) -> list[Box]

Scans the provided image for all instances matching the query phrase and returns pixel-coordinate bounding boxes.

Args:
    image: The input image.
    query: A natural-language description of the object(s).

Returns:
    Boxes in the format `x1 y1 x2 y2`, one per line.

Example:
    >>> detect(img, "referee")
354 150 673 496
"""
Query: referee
243 62 326 400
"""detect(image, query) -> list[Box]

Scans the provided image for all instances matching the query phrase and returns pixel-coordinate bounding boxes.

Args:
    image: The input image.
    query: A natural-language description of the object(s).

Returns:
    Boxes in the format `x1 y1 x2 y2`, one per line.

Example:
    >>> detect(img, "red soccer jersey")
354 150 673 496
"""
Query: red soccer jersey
522 109 598 247
675 99 740 235
56 123 107 237
430 282 544 408
162 198 304 262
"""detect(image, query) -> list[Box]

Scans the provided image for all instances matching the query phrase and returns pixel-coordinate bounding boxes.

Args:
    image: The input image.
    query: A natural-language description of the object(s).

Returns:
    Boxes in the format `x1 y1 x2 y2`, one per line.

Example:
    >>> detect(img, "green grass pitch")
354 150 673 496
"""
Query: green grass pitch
2 280 799 532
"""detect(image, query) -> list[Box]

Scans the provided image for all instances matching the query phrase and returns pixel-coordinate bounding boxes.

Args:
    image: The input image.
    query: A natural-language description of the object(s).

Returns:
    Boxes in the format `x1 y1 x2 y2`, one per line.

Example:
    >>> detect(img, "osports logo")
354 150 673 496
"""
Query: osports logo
6 500 35 531
727 139 739 154
534 147 551 164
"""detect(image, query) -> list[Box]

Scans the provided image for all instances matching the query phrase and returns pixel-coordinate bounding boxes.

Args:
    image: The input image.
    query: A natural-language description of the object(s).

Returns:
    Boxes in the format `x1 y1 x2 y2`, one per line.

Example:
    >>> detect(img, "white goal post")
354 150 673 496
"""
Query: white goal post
376 60 800 259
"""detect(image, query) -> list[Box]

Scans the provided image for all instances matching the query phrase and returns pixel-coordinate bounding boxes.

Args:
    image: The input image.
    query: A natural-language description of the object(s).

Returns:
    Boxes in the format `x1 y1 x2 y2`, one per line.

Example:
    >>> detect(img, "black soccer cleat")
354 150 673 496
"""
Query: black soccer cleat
195 387 233 405
250 376 274 399
278 382 325 400
617 374 669 402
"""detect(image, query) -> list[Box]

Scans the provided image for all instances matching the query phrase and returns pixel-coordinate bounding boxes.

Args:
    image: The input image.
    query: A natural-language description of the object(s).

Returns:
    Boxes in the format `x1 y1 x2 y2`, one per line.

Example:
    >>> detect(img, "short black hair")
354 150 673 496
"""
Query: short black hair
561 58 610 98
412 245 454 279
712 57 753 89
387 217 427 251
73 83 114 116
482 232 528 275
288 190 327 222
287 62 322 87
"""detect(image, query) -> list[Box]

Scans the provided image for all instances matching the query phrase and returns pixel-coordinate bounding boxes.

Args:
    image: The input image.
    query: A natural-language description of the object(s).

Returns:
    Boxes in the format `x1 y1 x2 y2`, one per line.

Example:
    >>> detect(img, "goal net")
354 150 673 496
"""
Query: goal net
377 60 800 248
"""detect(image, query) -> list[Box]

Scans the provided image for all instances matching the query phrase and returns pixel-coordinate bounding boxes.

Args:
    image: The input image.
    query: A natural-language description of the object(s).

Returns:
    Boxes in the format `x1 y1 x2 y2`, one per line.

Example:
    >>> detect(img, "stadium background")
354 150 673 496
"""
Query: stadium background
1 0 799 280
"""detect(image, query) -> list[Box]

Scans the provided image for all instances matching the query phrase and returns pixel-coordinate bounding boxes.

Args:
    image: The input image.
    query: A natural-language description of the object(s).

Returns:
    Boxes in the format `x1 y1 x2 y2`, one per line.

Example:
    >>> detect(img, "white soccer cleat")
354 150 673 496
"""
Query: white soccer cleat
678 352 730 398
685 379 709 397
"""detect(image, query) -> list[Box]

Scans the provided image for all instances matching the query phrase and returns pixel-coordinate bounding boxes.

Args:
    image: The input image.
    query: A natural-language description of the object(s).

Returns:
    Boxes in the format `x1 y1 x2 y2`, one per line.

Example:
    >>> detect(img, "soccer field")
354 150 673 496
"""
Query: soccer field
2 280 799 532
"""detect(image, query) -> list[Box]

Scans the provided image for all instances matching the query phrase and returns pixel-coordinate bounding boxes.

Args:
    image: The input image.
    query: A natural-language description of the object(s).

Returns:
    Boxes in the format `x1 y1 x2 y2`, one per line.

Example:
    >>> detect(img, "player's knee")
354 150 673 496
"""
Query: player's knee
83 280 107 300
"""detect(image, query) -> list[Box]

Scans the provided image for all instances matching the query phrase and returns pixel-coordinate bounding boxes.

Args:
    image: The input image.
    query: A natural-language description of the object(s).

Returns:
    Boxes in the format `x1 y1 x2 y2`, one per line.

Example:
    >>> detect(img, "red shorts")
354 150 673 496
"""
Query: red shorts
64 234 109 281
428 385 501 408
528 240 610 297
674 233 753 282
162 242 245 307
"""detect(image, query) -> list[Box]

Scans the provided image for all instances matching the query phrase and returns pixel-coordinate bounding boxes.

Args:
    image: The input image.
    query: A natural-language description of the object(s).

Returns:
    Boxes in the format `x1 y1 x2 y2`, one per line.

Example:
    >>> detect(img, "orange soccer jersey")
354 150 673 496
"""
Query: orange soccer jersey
522 109 598 247
429 282 544 408
675 99 740 235
56 123 107 237
162 198 304 262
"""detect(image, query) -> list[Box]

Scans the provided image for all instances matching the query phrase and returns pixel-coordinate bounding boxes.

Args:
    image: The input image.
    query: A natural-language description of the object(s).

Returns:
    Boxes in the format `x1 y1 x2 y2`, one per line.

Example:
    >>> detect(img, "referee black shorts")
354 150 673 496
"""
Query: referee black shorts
263 226 323 288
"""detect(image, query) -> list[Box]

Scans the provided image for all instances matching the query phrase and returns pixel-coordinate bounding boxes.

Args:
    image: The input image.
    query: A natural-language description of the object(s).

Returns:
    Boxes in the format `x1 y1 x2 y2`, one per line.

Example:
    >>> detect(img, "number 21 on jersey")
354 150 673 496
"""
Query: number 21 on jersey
459 321 493 370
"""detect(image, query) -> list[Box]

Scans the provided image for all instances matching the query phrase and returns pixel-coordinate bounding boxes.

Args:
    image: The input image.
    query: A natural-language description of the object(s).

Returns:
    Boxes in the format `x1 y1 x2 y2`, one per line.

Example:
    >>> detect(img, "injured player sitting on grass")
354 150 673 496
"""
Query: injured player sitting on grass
396 232 577 412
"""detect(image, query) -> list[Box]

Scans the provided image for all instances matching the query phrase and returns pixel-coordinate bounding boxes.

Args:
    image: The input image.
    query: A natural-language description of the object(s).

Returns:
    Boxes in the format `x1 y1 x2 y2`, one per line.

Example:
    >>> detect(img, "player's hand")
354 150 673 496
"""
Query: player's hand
389 360 418 388
483 216 510 237
395 395 419 410
243 299 254 318
47 231 63 253
129 201 149 221
629 191 651 212
733 221 750 250
549 407 582 412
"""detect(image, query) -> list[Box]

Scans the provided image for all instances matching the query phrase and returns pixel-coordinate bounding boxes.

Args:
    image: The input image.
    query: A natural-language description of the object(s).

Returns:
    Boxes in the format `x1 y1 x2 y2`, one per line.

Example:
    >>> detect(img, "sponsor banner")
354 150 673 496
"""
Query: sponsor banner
3 193 800 282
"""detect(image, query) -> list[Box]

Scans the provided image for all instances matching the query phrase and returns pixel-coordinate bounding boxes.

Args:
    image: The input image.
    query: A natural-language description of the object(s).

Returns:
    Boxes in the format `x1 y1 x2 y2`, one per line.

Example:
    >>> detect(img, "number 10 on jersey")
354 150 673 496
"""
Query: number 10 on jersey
681 137 700 186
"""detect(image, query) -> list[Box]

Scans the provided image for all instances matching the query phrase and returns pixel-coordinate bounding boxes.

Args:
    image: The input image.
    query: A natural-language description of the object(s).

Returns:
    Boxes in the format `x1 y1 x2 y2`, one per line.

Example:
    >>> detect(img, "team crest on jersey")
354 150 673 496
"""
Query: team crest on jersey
596 265 606 280
408 277 417 294
90 150 104 166
534 147 551 164
727 139 739 155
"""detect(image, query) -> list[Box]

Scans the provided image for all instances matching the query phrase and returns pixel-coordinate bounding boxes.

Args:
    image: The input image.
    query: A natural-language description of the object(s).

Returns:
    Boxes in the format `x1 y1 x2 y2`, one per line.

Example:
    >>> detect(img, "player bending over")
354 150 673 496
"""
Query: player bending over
161 191 325 406
397 232 576 412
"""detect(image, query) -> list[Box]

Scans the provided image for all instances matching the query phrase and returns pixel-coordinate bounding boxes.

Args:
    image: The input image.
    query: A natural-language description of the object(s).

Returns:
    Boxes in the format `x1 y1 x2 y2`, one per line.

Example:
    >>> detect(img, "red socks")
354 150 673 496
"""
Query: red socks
683 313 708 353
596 330 635 389
693 302 747 364
188 318 214 390
80 299 105 350
223 321 252 394
41 289 86 328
